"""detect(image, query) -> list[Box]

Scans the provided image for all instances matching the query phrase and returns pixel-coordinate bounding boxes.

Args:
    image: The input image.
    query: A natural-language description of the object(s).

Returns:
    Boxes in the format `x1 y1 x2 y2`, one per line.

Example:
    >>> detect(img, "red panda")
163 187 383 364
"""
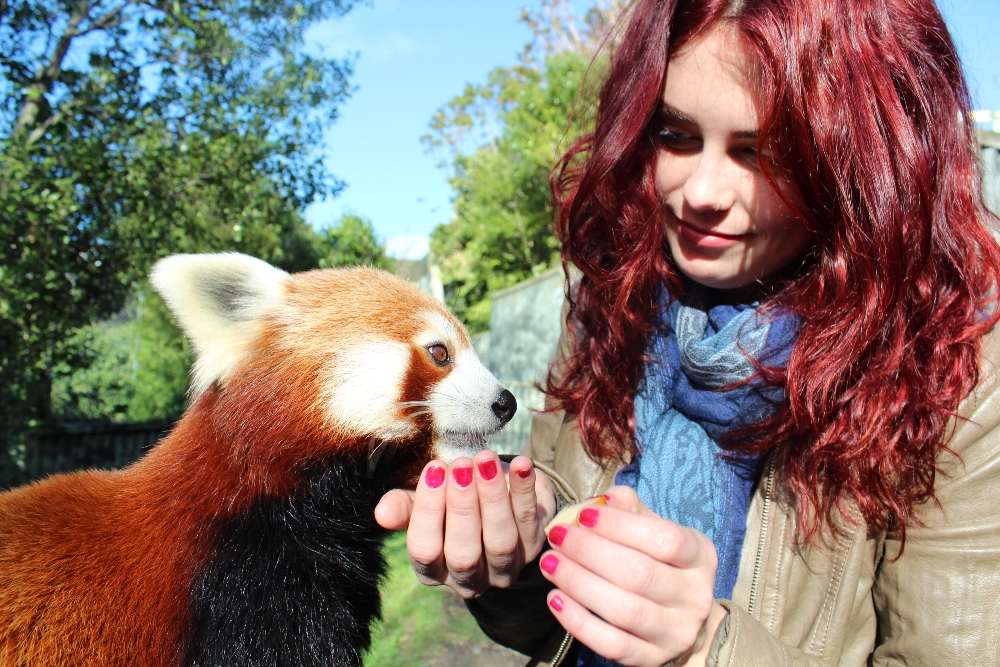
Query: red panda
0 253 516 667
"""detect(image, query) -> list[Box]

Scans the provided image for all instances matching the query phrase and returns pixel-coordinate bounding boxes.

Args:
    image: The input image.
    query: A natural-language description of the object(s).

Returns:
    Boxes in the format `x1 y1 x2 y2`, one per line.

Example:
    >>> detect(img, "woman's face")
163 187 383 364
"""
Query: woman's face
655 25 812 291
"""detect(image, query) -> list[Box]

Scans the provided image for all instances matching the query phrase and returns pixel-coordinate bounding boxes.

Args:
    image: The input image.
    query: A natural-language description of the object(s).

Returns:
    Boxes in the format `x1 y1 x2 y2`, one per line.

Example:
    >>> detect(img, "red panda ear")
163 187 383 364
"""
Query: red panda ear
150 252 289 396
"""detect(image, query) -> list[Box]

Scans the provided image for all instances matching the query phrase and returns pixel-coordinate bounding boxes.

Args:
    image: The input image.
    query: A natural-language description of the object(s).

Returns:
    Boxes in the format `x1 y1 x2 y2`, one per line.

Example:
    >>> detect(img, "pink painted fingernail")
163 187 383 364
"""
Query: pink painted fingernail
540 554 559 574
548 525 567 546
425 466 445 489
453 466 473 488
477 460 498 481
550 595 564 612
516 468 531 479
578 507 599 527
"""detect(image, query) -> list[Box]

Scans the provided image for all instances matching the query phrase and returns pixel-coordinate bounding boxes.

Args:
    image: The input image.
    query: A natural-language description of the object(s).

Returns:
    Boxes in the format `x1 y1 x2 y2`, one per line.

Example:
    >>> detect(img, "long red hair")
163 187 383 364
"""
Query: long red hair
549 0 1000 541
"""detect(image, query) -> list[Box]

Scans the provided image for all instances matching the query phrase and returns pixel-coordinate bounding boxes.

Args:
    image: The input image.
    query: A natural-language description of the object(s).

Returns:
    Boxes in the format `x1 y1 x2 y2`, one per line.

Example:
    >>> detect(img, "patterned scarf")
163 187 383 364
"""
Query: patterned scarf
579 287 798 667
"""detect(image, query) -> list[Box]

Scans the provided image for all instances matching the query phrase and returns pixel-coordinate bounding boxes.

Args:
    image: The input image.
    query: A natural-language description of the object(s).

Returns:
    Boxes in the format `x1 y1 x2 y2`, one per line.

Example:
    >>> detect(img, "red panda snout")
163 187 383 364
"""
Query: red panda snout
425 344 517 461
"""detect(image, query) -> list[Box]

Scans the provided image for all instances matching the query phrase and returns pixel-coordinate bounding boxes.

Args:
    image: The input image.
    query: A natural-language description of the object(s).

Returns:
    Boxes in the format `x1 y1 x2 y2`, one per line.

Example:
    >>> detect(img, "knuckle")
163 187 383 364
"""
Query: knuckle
614 594 646 630
628 558 659 593
451 573 485 597
485 552 516 579
447 555 480 574
414 572 443 587
512 502 538 524
616 485 639 504
455 585 484 600
677 620 702 650
408 547 440 569
604 634 632 663
484 533 519 559
652 525 683 562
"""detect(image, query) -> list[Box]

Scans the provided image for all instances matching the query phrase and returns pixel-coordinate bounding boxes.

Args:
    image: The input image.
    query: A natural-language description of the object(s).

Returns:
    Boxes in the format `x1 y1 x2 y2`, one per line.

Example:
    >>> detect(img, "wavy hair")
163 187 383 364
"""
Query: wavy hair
548 0 1000 542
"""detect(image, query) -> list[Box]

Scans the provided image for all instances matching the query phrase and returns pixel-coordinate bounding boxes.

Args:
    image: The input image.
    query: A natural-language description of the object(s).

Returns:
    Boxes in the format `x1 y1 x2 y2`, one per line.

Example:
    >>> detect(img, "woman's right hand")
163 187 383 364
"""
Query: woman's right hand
374 451 557 598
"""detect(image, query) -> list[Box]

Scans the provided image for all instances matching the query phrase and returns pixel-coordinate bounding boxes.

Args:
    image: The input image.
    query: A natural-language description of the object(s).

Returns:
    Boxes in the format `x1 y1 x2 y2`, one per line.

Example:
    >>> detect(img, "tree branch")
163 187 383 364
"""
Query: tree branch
15 0 135 132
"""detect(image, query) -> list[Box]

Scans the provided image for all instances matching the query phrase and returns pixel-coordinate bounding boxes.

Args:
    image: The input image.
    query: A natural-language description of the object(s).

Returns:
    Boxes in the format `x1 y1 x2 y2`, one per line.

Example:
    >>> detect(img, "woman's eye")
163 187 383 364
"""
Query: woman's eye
654 127 700 150
743 146 780 171
427 344 450 366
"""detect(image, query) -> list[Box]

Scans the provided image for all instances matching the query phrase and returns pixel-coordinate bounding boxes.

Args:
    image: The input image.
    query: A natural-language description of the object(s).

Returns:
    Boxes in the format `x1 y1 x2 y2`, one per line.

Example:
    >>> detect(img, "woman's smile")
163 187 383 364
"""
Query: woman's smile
675 219 752 251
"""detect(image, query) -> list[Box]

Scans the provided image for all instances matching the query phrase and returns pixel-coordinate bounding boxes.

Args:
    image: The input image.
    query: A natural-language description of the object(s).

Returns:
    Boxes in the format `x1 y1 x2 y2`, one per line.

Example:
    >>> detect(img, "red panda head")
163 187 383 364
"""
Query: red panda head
150 253 514 486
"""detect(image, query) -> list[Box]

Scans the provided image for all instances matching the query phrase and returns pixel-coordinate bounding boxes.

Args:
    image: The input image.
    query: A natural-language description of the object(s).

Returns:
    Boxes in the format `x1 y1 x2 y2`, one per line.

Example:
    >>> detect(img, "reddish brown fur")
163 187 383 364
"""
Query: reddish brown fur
0 266 469 665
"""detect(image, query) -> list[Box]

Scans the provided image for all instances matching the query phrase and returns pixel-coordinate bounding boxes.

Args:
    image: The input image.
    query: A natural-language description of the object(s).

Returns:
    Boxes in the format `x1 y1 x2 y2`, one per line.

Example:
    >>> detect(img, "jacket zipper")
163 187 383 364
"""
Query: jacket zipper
550 631 573 666
747 457 775 619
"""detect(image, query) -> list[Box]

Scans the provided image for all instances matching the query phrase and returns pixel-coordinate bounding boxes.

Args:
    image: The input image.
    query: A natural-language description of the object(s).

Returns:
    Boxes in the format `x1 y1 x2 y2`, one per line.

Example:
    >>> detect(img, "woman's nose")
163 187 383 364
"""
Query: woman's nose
682 151 737 212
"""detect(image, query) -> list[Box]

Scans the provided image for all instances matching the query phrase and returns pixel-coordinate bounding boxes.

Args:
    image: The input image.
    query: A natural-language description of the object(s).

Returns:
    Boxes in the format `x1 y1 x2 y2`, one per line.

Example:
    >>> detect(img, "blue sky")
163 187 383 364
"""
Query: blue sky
304 0 1000 260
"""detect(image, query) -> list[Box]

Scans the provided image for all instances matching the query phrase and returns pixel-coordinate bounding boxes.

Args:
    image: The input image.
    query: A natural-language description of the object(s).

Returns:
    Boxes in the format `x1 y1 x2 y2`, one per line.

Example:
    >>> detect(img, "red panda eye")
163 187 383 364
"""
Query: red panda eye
427 344 450 366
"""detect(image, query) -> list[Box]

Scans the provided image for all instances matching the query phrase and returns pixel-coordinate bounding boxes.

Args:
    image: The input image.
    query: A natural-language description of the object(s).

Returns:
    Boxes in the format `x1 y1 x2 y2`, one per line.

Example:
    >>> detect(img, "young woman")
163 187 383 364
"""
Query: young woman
376 0 1000 665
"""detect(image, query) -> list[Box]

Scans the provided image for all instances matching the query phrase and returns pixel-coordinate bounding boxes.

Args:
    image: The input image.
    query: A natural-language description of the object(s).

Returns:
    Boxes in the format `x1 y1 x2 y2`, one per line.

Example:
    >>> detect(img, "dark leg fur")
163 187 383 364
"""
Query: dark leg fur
185 459 390 667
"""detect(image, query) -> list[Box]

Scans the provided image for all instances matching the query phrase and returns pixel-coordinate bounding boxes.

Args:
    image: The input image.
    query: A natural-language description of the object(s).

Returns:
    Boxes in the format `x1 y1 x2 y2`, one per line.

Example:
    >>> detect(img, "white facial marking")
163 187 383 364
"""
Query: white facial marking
415 310 462 348
322 339 416 441
428 346 508 462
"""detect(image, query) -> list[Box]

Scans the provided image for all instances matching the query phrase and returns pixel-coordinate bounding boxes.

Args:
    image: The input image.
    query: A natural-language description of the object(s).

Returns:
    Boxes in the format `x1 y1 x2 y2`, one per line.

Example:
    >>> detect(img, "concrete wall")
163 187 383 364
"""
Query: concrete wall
475 268 566 454
979 129 1000 218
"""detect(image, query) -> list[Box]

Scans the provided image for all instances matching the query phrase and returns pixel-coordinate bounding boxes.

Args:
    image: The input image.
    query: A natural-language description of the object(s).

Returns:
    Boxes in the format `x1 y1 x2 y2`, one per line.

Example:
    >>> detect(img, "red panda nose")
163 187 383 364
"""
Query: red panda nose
492 389 517 425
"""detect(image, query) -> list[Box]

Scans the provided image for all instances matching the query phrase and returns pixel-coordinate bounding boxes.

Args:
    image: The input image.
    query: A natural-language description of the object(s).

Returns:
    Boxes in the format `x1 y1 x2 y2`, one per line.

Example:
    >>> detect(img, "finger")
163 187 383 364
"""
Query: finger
444 458 487 597
472 451 521 586
545 589 666 667
374 488 415 530
406 461 449 585
538 550 683 651
566 502 715 570
508 456 550 558
548 524 715 625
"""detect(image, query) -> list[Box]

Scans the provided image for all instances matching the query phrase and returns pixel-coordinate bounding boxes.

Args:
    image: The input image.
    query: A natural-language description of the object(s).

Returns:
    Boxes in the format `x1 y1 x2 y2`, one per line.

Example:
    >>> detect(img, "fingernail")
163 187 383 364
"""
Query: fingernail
477 460 498 481
540 554 559 574
548 525 567 546
516 468 531 479
425 466 445 489
550 595 564 612
578 507 599 527
603 494 611 504
453 466 473 488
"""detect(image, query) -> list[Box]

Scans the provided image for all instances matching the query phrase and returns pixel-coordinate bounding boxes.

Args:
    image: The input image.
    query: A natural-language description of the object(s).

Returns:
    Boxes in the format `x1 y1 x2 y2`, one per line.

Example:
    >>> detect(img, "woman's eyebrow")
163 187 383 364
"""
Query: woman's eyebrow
658 104 759 139
658 104 698 126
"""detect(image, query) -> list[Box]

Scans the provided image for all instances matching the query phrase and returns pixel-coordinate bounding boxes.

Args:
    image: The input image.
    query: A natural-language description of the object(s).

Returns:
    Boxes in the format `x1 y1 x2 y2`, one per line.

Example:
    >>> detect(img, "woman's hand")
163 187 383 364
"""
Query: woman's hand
374 451 557 599
540 486 727 667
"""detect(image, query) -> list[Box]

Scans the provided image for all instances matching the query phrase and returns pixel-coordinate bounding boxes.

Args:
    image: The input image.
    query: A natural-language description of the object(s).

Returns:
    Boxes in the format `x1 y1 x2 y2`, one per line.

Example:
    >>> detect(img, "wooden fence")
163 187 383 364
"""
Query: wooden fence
22 420 174 482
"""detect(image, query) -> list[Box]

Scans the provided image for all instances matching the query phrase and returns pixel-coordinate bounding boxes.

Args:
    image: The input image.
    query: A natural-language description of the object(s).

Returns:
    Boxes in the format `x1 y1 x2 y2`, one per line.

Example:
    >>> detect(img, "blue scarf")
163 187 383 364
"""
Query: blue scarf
578 288 798 667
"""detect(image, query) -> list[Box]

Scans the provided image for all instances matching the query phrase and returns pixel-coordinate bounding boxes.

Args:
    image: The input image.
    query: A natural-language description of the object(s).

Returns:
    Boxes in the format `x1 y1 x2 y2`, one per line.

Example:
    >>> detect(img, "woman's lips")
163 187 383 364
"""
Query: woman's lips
676 221 749 249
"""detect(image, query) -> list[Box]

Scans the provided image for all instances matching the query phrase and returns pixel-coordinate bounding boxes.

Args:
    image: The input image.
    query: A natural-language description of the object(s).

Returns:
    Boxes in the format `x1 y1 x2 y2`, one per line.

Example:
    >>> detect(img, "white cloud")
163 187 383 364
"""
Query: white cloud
385 235 429 260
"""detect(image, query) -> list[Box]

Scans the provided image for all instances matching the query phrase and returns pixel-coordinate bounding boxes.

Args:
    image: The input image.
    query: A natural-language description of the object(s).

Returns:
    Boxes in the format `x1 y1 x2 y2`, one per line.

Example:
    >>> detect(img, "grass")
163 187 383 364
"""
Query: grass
364 531 495 667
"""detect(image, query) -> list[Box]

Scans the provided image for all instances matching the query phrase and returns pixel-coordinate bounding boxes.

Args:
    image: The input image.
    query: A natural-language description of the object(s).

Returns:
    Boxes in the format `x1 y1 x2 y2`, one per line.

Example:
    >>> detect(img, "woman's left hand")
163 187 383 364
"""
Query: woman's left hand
539 486 729 667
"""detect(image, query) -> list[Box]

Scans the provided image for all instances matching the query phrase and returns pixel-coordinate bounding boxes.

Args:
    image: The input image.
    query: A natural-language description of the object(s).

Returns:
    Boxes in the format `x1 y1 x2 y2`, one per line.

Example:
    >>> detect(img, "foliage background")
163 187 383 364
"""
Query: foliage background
0 0 391 480
424 0 623 332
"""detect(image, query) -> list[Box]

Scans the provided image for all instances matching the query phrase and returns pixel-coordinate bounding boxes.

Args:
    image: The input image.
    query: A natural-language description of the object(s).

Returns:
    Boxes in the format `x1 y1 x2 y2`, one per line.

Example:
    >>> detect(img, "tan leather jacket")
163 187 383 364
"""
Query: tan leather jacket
471 319 1000 666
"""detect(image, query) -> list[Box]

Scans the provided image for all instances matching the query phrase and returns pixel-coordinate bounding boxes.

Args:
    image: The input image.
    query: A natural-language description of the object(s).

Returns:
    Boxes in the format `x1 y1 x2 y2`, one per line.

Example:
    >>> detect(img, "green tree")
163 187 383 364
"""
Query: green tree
48 213 390 426
425 0 623 332
0 0 358 470
315 213 393 270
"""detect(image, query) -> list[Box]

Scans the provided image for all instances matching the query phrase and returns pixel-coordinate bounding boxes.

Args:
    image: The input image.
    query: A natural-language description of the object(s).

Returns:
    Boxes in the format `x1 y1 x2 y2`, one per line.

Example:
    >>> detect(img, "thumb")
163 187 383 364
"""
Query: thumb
604 485 657 518
375 488 416 530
